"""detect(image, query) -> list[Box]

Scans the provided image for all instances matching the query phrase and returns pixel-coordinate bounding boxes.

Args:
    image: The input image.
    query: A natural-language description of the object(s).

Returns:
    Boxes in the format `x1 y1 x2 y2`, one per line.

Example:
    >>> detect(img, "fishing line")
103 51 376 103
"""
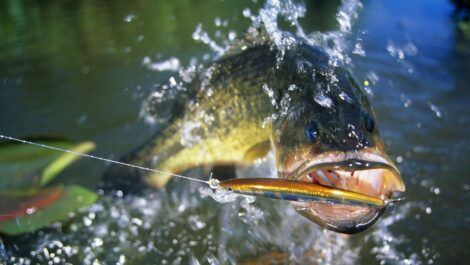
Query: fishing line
0 134 214 186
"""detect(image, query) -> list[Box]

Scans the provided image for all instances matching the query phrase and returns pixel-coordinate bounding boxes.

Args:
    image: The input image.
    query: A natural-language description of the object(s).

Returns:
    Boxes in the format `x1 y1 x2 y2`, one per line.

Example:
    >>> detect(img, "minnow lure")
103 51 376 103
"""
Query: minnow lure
213 178 389 208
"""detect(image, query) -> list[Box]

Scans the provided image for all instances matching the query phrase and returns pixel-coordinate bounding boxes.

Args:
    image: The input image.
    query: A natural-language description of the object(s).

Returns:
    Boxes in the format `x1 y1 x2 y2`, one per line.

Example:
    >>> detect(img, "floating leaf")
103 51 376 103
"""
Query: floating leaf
0 138 98 235
40 141 95 186
0 140 95 193
0 140 74 192
0 185 97 235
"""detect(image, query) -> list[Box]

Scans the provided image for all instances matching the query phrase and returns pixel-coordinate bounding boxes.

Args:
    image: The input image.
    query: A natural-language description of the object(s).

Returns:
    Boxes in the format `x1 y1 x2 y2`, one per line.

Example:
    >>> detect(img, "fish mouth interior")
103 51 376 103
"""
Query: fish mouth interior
285 151 405 234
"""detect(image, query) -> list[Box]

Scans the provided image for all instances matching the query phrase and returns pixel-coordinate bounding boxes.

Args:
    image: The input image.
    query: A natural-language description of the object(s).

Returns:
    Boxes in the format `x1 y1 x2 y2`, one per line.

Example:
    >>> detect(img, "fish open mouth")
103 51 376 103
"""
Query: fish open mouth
283 149 405 234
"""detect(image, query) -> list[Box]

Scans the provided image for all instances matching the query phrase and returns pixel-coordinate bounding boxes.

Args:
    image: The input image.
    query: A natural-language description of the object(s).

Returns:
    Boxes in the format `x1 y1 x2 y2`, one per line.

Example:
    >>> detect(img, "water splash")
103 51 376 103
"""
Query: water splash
199 186 239 204
142 57 181 72
367 202 435 265
192 24 226 56
306 0 363 66
314 92 334 108
386 41 418 74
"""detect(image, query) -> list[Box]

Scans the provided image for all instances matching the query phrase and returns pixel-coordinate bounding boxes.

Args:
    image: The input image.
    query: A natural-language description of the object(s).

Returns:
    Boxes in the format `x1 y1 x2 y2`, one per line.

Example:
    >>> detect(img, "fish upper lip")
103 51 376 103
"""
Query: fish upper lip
285 150 402 187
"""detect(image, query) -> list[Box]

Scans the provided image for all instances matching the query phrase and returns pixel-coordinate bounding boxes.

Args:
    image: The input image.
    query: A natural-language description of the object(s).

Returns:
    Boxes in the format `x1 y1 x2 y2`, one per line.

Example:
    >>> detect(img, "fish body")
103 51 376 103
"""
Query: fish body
103 32 405 233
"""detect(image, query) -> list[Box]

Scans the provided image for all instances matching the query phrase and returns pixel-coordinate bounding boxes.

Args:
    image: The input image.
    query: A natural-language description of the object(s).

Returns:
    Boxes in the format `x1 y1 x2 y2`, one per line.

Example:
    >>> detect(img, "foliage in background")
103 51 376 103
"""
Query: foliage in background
451 0 470 38
0 140 98 235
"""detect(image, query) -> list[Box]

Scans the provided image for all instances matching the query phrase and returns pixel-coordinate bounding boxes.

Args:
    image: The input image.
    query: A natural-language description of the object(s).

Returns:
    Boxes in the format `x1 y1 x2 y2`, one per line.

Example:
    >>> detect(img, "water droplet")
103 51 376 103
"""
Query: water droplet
26 207 37 215
314 93 333 108
91 238 103 248
188 215 206 231
123 14 137 23
83 217 93 227
142 57 180 72
214 17 222 27
427 102 442 118
396 156 404 163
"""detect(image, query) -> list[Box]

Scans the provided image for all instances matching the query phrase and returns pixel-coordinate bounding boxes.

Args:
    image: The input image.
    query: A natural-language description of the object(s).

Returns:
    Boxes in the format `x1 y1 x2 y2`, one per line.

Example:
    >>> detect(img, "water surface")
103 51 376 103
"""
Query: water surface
1 0 469 264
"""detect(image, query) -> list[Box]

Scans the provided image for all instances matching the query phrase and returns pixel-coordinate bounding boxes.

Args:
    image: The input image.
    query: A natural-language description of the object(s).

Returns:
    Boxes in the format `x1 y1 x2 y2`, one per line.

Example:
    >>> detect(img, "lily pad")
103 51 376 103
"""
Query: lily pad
0 140 95 195
40 142 95 186
0 138 99 235
0 185 97 235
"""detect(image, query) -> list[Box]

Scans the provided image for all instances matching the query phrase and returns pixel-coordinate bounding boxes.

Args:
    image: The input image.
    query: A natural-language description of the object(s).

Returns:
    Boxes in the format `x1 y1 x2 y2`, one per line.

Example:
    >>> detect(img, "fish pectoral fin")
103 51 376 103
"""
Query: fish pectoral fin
243 140 271 162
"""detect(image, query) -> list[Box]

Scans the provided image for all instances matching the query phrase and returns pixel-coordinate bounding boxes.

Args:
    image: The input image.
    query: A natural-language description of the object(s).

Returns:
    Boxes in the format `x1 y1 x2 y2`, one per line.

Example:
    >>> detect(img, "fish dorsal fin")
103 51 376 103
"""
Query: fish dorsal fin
222 26 273 58
243 140 272 162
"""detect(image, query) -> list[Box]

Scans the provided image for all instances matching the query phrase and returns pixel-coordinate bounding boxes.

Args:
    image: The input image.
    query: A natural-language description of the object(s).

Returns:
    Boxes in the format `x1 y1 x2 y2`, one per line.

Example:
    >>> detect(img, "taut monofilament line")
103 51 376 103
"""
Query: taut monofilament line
0 134 211 186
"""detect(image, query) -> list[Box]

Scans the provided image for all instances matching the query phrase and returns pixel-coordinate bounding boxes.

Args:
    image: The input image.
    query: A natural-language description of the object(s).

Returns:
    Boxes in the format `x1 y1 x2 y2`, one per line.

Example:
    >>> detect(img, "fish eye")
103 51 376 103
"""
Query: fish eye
363 113 375 132
305 122 319 143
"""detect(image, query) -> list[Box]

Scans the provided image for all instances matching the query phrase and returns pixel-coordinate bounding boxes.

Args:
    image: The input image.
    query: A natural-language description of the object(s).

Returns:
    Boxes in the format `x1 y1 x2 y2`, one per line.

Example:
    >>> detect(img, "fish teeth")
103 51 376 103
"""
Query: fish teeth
315 170 333 186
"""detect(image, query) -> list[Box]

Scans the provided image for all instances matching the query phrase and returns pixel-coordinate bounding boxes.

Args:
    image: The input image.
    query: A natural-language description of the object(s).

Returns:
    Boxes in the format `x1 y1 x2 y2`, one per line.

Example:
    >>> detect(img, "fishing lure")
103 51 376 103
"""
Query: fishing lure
212 178 390 208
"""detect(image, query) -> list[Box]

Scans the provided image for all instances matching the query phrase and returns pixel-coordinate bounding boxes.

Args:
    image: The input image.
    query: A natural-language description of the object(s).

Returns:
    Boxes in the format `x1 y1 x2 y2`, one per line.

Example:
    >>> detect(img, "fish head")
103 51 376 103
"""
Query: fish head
273 47 405 233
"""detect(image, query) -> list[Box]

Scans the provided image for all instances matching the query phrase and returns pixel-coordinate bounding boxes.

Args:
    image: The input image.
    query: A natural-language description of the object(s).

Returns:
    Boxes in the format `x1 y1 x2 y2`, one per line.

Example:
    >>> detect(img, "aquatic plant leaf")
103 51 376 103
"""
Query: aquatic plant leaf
0 185 97 236
0 140 75 192
40 141 95 186
0 140 94 192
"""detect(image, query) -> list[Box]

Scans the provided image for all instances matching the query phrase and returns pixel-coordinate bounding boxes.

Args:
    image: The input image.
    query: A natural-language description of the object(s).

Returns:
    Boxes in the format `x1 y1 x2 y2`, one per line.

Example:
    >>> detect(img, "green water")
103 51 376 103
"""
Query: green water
1 0 469 264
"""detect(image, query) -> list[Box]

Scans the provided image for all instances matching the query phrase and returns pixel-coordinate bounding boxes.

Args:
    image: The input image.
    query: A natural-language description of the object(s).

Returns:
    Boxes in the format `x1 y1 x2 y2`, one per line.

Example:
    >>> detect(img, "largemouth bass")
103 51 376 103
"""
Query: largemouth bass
103 32 405 234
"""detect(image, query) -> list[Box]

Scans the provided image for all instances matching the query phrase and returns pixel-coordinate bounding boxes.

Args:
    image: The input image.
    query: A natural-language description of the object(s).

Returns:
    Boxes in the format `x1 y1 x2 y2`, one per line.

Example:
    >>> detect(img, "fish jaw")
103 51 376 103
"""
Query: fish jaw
281 148 405 234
